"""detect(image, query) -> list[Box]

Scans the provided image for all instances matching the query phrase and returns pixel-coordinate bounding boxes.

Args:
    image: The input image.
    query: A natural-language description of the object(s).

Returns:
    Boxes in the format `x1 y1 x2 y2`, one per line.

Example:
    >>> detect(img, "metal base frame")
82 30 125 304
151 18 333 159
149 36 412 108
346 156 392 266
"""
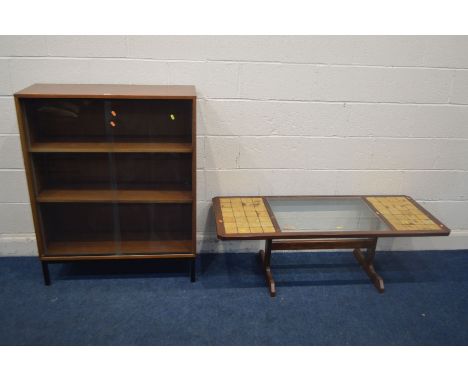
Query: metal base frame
40 257 197 286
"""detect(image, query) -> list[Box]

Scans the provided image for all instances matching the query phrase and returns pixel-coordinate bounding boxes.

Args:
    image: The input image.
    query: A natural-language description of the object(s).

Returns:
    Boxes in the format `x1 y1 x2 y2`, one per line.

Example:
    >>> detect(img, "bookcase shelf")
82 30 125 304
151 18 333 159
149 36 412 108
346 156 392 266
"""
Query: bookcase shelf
15 84 197 285
37 189 193 203
30 141 193 153
46 239 193 257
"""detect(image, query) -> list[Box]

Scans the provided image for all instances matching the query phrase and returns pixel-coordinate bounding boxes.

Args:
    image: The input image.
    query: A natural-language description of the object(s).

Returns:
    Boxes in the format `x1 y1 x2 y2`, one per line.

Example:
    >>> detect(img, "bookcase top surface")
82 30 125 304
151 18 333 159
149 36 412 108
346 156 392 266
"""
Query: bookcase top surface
15 84 196 98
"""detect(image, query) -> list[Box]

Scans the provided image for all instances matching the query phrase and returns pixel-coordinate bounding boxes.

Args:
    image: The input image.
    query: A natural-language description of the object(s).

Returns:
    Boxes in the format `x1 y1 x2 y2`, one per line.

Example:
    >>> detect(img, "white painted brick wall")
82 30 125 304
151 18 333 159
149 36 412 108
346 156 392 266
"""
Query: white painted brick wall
170 62 240 99
0 36 47 57
239 64 453 103
0 35 467 255
47 36 128 58
0 136 24 168
451 71 468 104
0 171 29 202
0 59 13 94
0 97 16 134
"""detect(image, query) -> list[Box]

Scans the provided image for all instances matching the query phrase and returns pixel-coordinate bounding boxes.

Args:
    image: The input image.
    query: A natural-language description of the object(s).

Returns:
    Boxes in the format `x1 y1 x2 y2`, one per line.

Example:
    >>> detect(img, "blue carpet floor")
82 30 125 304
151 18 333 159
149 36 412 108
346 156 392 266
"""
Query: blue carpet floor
0 250 467 345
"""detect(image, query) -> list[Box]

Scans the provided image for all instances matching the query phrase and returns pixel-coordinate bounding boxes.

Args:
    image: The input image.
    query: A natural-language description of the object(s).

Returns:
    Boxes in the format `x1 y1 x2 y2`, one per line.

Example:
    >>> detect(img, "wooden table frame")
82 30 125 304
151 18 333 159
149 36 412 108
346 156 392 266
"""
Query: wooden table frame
213 195 450 297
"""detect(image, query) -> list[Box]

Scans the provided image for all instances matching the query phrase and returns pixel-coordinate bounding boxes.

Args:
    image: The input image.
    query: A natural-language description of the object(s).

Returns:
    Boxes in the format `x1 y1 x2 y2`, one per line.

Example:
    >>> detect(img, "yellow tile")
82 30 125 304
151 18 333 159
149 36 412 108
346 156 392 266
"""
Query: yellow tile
222 216 235 224
248 219 261 227
238 227 251 233
236 222 249 228
235 217 248 223
244 211 257 217
262 226 276 233
224 223 238 234
235 215 247 221
249 227 263 233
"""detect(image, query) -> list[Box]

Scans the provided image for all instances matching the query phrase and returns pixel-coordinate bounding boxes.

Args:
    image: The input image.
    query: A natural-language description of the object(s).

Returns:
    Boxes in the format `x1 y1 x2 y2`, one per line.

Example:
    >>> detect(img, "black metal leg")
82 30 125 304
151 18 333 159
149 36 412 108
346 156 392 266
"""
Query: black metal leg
190 258 196 282
41 261 51 286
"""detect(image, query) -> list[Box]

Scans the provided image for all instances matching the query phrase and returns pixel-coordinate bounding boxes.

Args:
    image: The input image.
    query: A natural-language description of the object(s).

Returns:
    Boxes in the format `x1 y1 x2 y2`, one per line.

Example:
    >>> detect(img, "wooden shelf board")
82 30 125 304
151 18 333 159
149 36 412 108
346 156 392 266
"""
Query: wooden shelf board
38 189 192 203
15 84 196 98
46 240 193 256
30 142 192 153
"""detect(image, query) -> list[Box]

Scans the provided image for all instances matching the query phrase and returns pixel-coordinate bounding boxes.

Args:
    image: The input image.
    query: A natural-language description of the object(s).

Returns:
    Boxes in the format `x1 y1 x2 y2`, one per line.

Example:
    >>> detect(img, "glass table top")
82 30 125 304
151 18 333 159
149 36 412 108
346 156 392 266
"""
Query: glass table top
267 197 391 232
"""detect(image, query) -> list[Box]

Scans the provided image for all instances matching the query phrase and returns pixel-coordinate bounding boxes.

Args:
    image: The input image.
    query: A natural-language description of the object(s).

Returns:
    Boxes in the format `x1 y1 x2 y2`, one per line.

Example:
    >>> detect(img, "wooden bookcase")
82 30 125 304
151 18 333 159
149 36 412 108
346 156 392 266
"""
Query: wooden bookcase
14 84 197 284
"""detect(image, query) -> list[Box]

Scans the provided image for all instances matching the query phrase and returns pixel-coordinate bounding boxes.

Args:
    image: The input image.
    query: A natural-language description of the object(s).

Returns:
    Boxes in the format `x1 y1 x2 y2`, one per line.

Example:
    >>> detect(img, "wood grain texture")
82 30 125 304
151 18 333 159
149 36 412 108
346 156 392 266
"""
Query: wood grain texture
15 84 197 270
37 189 192 203
15 84 196 99
271 238 375 251
30 142 192 153
213 195 450 240
46 240 193 256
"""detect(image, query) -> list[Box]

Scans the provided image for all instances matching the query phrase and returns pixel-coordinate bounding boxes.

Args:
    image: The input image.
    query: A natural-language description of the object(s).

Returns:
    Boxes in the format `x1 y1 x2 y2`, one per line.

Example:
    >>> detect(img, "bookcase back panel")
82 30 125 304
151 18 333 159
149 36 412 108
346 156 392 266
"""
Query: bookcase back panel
24 98 105 142
113 153 192 190
34 153 192 190
41 203 117 243
117 204 192 241
41 203 192 246
23 98 192 143
109 99 192 141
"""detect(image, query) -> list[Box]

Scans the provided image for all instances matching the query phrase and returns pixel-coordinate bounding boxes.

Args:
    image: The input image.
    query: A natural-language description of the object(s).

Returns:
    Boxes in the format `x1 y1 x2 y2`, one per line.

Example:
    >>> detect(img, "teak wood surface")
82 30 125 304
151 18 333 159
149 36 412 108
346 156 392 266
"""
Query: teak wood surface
15 84 197 284
15 84 196 99
213 195 450 240
30 141 193 153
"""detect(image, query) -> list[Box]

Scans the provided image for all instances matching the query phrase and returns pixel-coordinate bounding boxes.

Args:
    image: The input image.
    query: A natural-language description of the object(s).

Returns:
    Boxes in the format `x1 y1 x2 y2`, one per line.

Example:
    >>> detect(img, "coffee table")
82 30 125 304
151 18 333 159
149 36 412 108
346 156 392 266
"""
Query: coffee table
212 195 450 296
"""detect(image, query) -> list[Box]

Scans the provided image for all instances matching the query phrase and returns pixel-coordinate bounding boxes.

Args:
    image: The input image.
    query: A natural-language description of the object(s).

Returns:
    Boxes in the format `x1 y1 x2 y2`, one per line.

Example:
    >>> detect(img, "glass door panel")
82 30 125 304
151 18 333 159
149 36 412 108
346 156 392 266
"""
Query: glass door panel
23 98 107 143
105 98 193 255
107 99 192 143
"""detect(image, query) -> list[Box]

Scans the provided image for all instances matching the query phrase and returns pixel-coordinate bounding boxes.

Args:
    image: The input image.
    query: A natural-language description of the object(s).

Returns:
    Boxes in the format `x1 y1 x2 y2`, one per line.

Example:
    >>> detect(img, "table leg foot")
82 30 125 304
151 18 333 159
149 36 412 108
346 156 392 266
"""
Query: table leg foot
353 248 384 293
259 249 276 297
